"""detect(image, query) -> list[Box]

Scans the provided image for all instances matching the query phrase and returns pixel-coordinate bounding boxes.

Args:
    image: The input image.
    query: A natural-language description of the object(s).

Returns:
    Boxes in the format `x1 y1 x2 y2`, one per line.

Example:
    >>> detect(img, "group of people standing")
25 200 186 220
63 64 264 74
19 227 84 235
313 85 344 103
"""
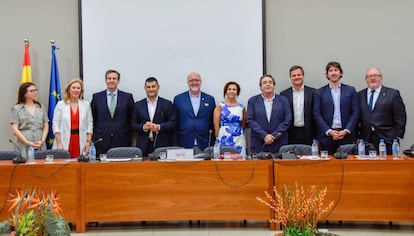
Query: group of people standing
10 61 407 158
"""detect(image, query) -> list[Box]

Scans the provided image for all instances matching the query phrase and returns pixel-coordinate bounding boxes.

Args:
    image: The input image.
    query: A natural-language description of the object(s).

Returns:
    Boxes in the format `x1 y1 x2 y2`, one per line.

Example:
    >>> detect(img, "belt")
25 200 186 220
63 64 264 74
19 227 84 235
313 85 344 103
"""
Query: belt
332 128 343 131
71 129 79 134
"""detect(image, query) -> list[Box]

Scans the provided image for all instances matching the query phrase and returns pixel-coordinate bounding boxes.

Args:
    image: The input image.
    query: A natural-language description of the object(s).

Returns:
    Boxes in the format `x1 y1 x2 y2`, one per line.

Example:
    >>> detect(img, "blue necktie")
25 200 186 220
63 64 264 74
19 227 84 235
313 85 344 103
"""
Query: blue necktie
368 90 375 111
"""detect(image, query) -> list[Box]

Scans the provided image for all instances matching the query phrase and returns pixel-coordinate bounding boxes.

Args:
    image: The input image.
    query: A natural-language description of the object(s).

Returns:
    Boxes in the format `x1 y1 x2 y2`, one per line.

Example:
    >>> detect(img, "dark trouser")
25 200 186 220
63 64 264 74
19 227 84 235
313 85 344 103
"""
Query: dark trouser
368 131 393 155
144 139 155 157
321 129 354 154
288 127 313 145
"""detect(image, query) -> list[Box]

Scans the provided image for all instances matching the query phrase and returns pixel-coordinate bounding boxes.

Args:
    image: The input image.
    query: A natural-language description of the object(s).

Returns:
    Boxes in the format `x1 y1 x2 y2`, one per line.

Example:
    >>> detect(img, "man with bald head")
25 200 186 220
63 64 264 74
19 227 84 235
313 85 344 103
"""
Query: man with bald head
357 67 406 154
173 72 215 152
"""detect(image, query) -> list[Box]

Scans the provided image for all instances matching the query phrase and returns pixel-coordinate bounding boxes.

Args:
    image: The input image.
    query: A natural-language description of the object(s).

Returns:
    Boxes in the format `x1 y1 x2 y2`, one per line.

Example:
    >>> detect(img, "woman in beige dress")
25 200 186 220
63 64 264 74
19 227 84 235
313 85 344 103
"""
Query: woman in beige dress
10 82 49 158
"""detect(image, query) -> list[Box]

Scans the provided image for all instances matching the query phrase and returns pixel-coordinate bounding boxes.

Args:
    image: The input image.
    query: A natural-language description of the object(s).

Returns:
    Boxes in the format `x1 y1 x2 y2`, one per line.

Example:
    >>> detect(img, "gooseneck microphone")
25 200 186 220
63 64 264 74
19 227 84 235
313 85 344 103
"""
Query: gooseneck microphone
153 131 159 150
9 139 26 164
78 137 104 162
208 129 212 147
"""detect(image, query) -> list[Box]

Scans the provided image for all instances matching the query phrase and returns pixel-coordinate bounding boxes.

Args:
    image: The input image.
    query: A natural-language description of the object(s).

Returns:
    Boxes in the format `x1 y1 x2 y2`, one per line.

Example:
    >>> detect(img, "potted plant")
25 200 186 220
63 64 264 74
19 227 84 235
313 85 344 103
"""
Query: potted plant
257 182 338 236
0 188 70 236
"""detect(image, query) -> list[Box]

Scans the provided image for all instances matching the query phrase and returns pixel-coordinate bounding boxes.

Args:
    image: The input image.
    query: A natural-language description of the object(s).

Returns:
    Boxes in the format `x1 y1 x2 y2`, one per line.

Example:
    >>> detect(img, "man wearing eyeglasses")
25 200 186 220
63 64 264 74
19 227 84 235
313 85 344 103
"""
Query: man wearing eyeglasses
357 67 406 154
173 72 215 153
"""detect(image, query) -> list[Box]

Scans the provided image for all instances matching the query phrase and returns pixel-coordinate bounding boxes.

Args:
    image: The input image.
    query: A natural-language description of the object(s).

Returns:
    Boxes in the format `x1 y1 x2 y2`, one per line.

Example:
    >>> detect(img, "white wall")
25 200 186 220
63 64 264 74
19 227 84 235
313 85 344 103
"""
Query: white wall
1 0 413 150
266 0 414 149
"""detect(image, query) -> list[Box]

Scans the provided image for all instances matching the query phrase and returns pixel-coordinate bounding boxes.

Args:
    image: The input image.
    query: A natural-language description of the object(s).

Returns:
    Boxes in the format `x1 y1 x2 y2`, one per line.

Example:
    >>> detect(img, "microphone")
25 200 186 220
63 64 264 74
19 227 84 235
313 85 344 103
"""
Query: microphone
78 137 104 162
153 131 159 150
9 139 26 164
93 137 104 144
208 129 212 147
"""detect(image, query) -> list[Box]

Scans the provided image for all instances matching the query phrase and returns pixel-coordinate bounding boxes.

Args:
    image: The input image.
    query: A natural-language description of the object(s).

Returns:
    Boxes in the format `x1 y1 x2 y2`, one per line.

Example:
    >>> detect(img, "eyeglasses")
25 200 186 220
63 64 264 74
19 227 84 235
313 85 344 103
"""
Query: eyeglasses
366 74 382 79
28 89 39 93
188 79 201 83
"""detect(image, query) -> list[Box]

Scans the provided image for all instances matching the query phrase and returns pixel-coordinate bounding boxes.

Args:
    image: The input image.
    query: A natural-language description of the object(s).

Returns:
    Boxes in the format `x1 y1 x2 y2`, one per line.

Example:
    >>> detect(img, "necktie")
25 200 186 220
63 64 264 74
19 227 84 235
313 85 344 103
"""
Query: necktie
109 93 116 118
368 90 375 111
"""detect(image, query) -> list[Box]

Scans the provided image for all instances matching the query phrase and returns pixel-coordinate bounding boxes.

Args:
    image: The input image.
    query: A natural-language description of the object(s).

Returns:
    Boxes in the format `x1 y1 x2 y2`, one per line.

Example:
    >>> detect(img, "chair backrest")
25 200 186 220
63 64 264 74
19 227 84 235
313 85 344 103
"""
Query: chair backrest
338 144 356 155
0 151 21 160
339 143 376 155
149 146 183 159
107 147 143 158
34 149 71 159
279 144 312 156
203 146 240 155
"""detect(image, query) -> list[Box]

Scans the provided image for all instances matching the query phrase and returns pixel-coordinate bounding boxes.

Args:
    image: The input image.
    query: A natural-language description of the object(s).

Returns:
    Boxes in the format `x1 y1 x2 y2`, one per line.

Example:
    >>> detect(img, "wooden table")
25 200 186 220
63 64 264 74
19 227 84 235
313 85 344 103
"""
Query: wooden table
79 160 273 232
0 160 81 230
273 156 414 223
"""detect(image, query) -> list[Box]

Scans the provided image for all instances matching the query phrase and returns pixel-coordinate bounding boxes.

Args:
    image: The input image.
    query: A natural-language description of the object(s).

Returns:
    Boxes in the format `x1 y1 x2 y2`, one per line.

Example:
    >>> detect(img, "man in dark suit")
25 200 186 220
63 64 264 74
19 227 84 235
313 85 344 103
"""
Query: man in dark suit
280 65 316 145
247 75 291 153
358 67 406 154
173 72 215 153
313 61 360 154
90 69 135 156
131 77 177 156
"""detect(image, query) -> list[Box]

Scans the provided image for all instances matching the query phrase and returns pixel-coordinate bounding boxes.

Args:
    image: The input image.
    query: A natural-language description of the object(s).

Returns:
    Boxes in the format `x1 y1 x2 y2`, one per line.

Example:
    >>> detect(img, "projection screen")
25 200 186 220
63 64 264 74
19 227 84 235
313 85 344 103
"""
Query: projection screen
81 0 264 106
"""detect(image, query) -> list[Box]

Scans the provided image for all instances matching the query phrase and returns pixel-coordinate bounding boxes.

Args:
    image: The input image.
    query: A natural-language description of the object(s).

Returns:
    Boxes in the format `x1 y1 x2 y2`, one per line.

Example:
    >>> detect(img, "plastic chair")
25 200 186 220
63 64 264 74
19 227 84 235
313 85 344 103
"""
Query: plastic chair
203 146 240 159
35 149 71 159
107 147 143 158
279 144 312 156
0 151 21 160
149 146 183 160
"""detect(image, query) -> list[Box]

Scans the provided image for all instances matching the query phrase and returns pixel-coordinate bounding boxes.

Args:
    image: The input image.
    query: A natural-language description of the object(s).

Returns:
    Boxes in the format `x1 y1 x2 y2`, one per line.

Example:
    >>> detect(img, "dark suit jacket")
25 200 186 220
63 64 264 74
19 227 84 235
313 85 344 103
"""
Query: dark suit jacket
358 86 406 143
131 97 177 155
313 83 360 144
90 90 134 155
280 86 316 145
247 94 291 153
173 91 215 150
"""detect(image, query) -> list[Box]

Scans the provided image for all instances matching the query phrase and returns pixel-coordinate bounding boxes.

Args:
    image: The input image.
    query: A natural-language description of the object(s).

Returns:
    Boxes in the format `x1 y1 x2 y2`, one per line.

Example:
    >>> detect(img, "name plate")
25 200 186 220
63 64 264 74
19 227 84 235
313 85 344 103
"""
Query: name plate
167 148 194 160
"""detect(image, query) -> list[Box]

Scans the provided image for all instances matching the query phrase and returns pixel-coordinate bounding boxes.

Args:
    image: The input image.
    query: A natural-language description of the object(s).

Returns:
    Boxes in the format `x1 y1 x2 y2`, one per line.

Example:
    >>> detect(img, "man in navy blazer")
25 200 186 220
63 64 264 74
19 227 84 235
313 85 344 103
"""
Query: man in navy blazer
90 69 135 156
247 75 291 154
313 62 360 154
131 77 177 156
173 72 215 152
280 65 316 145
358 67 406 154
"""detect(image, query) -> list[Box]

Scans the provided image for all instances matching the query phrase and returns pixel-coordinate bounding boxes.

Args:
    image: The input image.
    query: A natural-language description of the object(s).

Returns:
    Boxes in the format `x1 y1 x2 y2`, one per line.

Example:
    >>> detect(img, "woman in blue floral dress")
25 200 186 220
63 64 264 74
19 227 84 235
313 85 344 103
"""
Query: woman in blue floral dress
213 81 246 155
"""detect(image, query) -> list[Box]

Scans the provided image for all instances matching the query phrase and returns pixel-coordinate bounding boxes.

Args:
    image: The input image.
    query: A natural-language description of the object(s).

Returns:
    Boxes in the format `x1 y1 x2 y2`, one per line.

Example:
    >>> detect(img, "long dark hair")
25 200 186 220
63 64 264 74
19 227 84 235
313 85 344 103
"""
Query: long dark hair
17 82 41 107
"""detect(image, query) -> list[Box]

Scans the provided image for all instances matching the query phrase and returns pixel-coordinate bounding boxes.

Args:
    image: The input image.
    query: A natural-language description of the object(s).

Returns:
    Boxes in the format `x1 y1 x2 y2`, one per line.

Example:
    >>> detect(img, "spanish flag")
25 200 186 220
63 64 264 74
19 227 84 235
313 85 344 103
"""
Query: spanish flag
20 42 32 84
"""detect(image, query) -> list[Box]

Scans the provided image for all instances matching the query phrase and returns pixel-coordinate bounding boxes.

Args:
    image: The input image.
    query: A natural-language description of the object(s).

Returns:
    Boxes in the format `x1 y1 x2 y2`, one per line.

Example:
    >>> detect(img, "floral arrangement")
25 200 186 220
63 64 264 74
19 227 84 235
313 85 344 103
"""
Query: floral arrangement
257 182 336 236
0 188 70 236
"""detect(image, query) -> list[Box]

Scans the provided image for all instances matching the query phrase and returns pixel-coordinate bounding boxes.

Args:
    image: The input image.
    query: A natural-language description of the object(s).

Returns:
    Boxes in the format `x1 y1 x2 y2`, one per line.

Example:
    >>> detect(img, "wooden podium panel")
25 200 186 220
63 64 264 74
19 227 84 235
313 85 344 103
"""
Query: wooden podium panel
0 160 81 229
80 160 272 230
274 158 414 222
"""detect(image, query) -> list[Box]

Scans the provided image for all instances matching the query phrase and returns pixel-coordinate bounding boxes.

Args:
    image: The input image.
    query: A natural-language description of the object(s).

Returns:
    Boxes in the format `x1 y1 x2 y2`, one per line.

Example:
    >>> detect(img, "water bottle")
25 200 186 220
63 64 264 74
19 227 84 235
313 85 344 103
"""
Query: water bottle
392 138 400 160
89 142 96 162
213 140 220 160
27 143 35 164
358 139 365 157
311 139 319 156
378 139 387 159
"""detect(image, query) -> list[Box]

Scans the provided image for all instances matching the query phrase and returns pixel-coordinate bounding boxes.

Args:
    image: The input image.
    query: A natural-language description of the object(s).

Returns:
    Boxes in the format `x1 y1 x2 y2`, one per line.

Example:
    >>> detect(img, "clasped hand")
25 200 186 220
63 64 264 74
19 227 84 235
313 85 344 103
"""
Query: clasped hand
144 121 159 132
329 130 348 140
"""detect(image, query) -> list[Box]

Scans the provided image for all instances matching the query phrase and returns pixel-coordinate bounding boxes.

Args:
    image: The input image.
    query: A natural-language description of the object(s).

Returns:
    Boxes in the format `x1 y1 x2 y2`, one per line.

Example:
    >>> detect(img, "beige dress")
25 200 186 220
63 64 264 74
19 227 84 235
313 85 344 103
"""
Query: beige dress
10 103 49 158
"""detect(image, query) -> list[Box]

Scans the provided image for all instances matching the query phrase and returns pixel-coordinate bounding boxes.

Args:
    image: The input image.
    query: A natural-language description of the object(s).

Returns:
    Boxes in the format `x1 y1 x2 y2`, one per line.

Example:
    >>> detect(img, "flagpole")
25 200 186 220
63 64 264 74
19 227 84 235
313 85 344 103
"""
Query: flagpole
20 38 32 84
47 40 62 149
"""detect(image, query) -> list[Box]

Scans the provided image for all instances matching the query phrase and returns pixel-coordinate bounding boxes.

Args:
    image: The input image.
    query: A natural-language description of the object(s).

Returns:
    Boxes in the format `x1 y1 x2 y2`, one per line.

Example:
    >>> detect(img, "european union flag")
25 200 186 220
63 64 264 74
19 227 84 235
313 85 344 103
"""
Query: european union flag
46 44 62 149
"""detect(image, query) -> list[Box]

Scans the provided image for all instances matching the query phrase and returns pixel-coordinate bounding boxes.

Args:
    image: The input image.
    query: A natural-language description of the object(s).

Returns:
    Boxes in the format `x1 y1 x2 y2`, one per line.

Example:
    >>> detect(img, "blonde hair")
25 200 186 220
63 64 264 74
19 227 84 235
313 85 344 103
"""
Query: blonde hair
63 78 84 103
